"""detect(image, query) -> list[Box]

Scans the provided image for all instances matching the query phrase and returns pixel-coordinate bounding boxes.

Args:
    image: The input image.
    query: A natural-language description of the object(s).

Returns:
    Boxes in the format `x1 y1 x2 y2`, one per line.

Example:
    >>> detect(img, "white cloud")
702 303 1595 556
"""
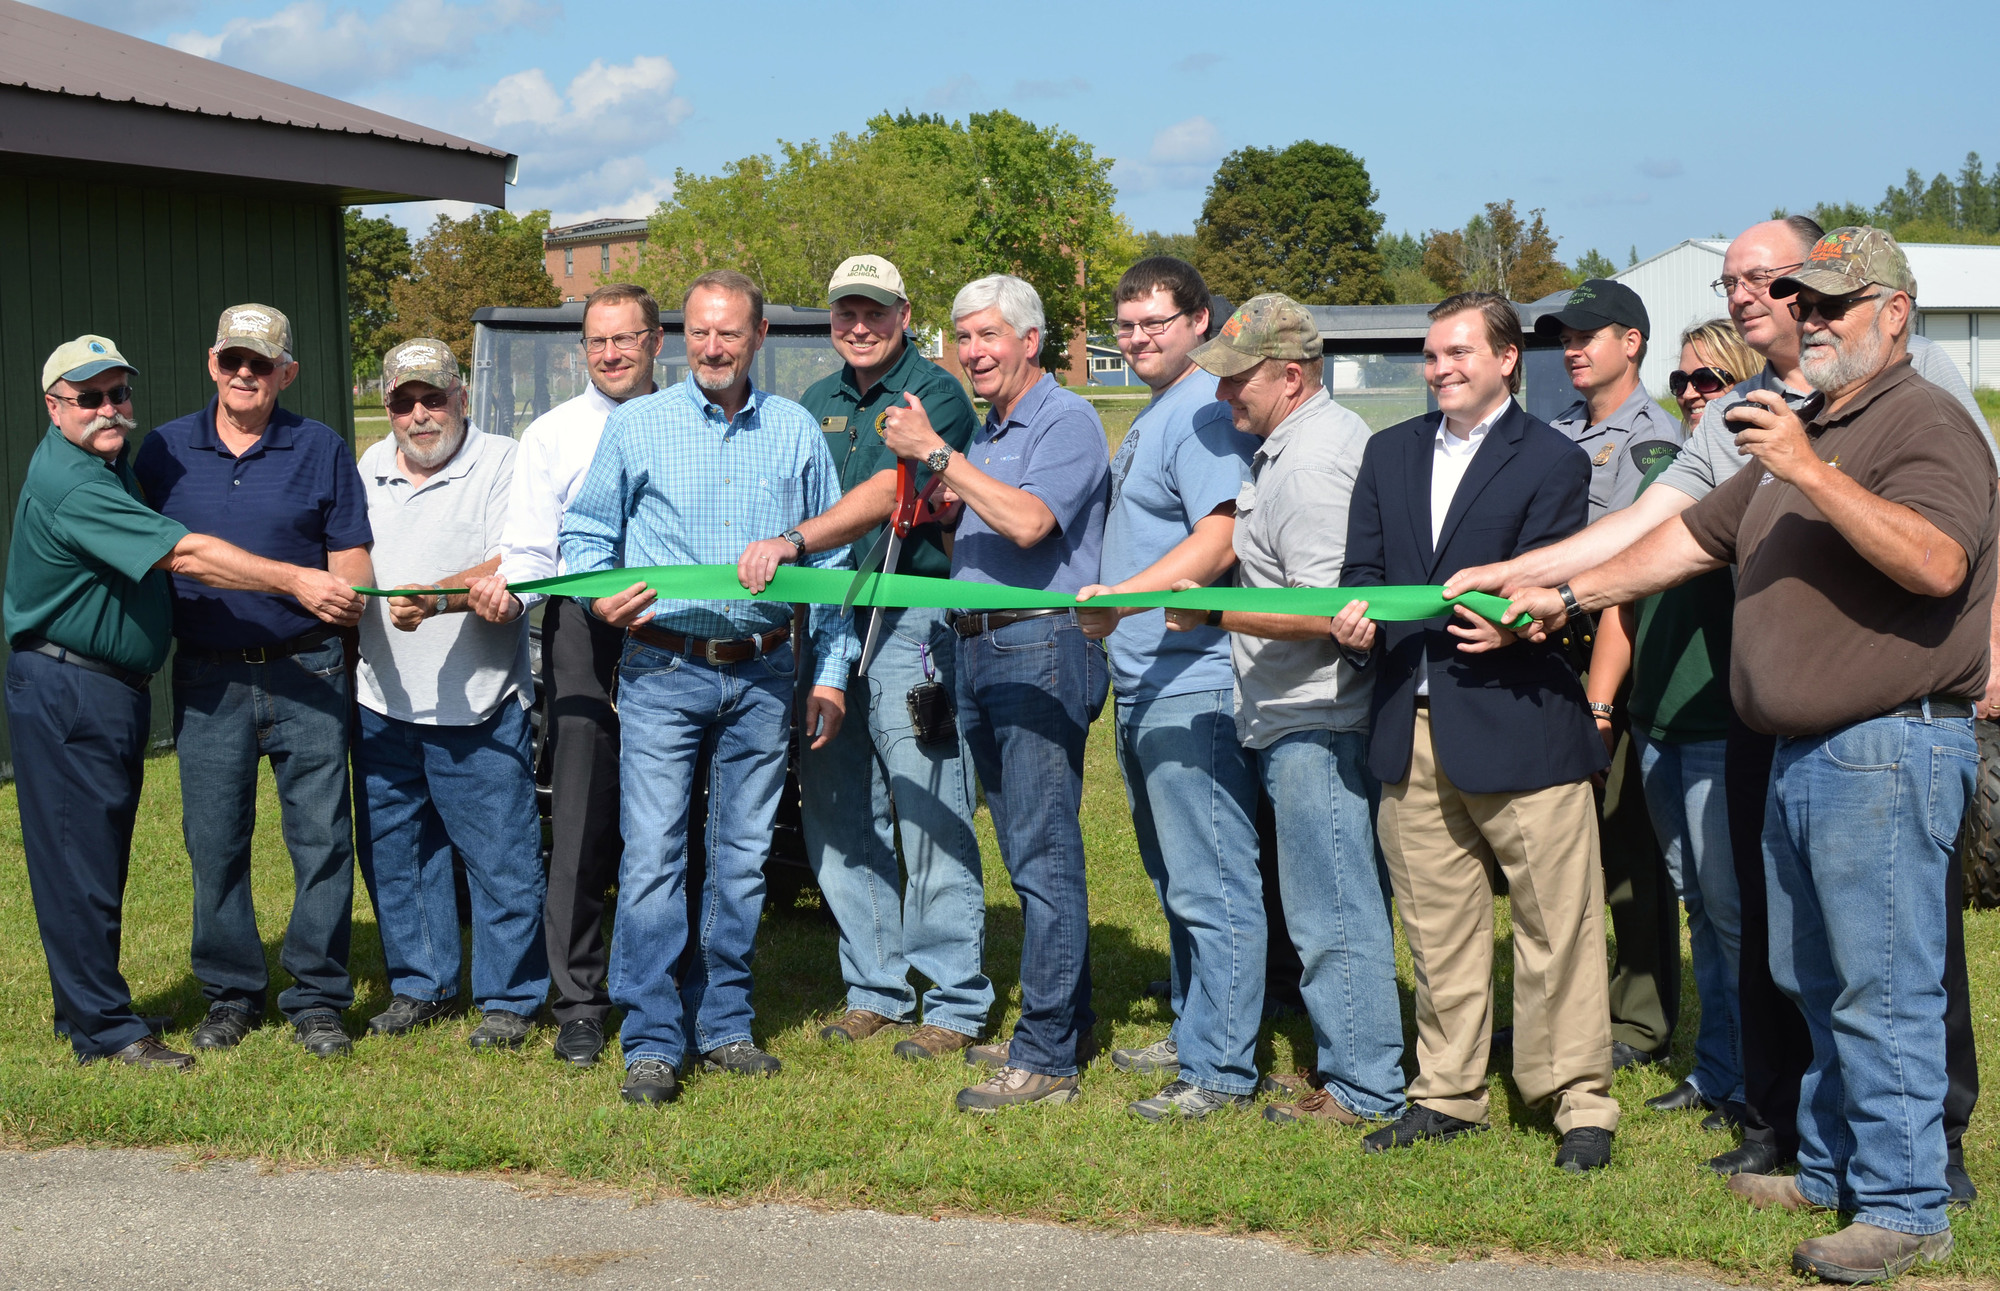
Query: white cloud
1114 115 1227 195
166 0 553 90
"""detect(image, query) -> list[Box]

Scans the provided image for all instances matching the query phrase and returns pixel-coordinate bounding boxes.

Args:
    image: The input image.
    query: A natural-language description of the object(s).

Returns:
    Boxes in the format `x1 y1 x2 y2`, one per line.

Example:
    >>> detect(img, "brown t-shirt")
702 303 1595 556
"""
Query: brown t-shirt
1681 359 1998 737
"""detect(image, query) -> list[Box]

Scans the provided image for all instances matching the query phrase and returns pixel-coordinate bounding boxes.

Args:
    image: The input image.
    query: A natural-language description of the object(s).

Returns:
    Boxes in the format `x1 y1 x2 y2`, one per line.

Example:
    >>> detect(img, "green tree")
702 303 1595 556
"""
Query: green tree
389 209 558 363
1571 248 1618 283
1807 151 2000 244
1193 141 1390 306
1140 230 1199 262
1377 229 1443 303
343 208 411 380
1421 201 1571 301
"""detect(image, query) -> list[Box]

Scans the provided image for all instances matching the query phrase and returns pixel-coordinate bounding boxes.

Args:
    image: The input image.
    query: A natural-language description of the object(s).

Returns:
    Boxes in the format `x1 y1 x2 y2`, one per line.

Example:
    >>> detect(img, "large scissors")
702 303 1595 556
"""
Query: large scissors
842 458 946 676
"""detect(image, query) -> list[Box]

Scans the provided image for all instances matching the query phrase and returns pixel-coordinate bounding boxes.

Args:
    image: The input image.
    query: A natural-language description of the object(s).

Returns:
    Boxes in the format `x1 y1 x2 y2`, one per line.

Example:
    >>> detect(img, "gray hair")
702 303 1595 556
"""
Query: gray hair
951 274 1045 339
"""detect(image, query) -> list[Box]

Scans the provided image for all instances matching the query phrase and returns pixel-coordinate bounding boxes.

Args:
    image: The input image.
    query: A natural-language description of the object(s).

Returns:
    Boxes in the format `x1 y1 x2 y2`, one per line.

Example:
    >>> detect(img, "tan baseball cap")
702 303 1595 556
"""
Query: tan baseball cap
381 338 462 393
1188 294 1322 378
213 303 294 361
826 254 907 306
1771 226 1918 301
42 334 137 392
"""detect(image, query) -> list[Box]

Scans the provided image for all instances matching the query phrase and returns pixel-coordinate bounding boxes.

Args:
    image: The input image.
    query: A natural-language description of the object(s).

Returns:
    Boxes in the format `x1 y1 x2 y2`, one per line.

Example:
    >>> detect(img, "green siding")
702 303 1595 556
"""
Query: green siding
0 172 354 766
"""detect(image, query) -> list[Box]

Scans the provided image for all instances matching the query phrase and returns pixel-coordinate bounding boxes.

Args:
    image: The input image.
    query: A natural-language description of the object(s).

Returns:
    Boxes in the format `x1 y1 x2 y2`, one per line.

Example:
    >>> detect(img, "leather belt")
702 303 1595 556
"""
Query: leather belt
16 637 152 690
630 621 790 665
179 628 336 666
1885 696 1975 720
950 607 1071 639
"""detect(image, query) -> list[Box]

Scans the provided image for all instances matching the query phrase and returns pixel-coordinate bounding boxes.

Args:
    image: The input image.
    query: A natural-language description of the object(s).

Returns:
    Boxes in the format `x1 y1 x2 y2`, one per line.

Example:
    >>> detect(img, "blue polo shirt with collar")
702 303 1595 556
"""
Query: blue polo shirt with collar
134 397 373 650
951 373 1109 595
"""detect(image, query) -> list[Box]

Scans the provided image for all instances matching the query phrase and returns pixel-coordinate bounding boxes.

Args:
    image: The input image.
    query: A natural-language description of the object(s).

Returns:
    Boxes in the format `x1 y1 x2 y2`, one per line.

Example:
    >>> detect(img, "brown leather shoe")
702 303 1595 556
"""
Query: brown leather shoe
893 1024 974 1061
1262 1086 1367 1126
82 1035 196 1071
955 1066 1079 1113
817 1009 898 1043
965 1030 1099 1069
1727 1172 1821 1212
1793 1221 1952 1284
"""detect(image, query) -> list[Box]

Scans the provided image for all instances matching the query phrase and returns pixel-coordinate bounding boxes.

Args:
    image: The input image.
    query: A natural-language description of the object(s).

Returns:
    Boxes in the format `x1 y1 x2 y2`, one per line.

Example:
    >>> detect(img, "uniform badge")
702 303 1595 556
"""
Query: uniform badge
1592 444 1616 467
821 416 848 435
874 409 893 439
1629 442 1679 474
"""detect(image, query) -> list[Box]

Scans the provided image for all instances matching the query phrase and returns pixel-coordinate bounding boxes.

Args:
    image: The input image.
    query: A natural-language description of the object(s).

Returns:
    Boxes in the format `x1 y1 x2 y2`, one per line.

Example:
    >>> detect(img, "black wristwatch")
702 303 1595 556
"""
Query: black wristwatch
1556 582 1583 622
780 528 807 560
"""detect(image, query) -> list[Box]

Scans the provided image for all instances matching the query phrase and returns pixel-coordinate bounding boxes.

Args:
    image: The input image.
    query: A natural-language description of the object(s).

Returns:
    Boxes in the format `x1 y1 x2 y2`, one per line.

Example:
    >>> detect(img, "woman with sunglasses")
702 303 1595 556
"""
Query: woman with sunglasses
1669 319 1761 425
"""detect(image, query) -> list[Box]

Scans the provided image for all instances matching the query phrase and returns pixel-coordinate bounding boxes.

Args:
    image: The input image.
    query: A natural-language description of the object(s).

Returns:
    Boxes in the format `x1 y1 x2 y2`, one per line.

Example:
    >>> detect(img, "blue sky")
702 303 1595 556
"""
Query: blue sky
36 0 2000 266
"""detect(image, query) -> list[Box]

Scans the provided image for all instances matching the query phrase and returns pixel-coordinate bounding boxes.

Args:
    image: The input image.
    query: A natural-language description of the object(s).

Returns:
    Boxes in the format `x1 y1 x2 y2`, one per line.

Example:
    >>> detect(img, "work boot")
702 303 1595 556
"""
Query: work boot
1109 1036 1179 1076
468 1010 533 1051
702 1040 781 1077
189 1003 259 1050
893 1025 975 1061
293 1010 352 1058
81 1035 196 1071
1129 1079 1250 1122
1792 1222 1952 1284
1554 1127 1614 1173
1264 1086 1367 1126
818 1009 898 1043
955 1066 1078 1113
1727 1172 1821 1212
965 1030 1098 1070
621 1058 680 1106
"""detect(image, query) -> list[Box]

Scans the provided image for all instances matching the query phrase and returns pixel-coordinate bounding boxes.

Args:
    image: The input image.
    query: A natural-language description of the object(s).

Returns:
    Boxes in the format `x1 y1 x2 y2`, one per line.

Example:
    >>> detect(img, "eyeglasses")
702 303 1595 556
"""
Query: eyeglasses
1710 263 1804 297
1668 366 1734 398
1787 291 1881 323
583 328 657 354
385 391 455 416
1111 311 1186 339
215 350 278 377
52 384 134 409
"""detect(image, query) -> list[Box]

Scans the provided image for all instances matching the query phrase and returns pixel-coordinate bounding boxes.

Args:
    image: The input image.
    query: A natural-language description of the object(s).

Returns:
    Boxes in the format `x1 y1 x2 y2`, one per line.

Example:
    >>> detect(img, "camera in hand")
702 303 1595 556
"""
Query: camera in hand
1725 388 1826 427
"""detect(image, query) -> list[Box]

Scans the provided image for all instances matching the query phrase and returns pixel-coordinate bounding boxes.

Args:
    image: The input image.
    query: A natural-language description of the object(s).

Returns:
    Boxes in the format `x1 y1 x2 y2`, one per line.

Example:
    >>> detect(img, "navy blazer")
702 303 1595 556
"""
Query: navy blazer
1341 401 1608 794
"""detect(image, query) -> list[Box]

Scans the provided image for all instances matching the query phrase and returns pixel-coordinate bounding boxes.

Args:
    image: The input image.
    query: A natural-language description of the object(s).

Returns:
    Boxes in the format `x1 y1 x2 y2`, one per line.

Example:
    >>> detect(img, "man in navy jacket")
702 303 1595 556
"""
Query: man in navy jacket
1333 292 1618 1171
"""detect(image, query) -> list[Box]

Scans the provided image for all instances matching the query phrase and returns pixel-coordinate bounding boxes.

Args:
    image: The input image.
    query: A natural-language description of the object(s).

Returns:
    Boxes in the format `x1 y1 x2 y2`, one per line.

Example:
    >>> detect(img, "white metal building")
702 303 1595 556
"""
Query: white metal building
1605 238 2000 397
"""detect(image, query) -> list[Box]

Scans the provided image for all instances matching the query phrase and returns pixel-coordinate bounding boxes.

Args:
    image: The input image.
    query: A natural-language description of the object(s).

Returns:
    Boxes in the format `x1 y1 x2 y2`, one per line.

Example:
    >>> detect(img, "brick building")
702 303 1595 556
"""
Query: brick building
544 217 647 300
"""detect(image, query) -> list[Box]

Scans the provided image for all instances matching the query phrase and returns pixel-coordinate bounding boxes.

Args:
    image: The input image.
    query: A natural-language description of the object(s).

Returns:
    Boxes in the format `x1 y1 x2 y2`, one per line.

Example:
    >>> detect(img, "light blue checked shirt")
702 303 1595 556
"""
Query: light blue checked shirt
560 373 855 688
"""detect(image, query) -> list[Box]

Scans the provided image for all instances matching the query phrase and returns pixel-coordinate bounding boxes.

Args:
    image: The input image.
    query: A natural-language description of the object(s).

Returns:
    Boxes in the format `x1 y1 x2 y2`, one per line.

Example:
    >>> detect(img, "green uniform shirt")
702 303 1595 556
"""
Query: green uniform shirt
1626 451 1732 743
5 425 189 673
800 339 979 578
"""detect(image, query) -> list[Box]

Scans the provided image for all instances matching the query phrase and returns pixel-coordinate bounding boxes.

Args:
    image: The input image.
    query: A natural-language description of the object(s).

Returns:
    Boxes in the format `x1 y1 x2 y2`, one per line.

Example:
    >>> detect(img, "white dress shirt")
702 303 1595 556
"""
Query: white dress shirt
1417 397 1510 696
495 383 623 606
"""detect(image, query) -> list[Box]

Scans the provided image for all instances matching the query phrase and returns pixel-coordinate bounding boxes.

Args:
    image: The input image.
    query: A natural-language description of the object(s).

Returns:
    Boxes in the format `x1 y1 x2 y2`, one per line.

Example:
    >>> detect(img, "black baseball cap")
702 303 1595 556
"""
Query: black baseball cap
1534 278 1651 340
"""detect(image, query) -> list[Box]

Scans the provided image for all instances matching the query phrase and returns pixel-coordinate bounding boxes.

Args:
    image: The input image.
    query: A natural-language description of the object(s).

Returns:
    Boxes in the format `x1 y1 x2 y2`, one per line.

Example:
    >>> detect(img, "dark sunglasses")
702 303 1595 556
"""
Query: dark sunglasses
52 384 134 409
385 391 455 416
1787 291 1881 323
1668 366 1734 398
215 350 278 377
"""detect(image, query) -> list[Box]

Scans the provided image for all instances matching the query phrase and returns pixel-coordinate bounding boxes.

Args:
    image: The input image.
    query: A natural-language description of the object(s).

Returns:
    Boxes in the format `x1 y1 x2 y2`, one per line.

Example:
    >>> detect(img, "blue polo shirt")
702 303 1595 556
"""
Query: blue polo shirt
951 374 1108 595
134 398 373 650
1101 369 1256 704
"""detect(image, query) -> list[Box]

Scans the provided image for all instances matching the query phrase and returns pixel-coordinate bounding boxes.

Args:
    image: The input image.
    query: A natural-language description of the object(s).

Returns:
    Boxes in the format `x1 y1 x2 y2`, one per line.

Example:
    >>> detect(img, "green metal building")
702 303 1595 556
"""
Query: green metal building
0 0 514 765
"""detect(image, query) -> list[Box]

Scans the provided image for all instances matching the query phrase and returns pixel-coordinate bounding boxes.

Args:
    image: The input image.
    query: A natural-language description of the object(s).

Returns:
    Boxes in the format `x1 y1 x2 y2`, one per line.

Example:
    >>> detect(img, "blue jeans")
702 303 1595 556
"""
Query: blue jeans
354 700 550 1016
1114 689 1264 1096
801 606 989 1035
956 610 1109 1077
1258 728 1407 1119
1633 733 1741 1107
172 635 355 1020
1764 711 1974 1236
612 638 796 1067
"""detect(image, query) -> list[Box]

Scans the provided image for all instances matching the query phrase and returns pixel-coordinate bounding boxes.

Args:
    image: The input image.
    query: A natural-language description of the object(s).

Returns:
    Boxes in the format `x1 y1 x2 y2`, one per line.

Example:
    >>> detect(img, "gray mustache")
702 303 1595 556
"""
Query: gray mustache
90 412 139 432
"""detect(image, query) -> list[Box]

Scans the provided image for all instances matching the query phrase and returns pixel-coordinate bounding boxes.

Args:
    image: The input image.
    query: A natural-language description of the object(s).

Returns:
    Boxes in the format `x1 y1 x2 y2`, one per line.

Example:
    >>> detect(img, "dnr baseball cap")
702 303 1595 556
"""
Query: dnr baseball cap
1188 294 1322 378
827 255 907 306
381 338 462 393
213 303 294 360
42 334 137 392
1533 278 1651 340
1771 226 1918 300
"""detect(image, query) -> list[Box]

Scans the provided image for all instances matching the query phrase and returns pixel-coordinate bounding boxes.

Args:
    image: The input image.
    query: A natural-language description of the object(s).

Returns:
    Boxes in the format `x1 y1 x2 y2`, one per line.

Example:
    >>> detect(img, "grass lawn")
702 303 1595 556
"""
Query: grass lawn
2 740 1997 1283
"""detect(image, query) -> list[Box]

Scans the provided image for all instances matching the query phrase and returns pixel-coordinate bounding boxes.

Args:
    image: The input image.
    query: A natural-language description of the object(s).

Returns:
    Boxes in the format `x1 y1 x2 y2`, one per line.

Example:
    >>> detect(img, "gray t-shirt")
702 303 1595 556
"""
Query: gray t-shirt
1230 389 1375 747
1548 382 1686 522
356 426 533 726
1655 334 1997 504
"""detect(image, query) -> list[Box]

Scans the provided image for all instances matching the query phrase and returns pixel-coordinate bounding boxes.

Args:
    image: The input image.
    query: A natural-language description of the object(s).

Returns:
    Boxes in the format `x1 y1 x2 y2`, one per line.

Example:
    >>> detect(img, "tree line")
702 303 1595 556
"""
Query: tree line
1805 151 2000 245
342 123 1624 383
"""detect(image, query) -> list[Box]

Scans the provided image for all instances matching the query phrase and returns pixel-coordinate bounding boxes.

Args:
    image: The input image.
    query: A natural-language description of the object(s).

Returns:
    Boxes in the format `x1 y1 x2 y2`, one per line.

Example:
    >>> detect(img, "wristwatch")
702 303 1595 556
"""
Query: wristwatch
1588 701 1615 719
428 585 447 617
1556 582 1583 622
925 445 953 475
780 528 807 560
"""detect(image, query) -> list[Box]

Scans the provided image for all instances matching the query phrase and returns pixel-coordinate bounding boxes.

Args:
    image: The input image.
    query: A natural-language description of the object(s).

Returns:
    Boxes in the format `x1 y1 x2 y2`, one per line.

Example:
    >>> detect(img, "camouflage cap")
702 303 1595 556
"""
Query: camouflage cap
1187 293 1322 378
1770 226 1918 301
213 303 294 361
381 338 462 393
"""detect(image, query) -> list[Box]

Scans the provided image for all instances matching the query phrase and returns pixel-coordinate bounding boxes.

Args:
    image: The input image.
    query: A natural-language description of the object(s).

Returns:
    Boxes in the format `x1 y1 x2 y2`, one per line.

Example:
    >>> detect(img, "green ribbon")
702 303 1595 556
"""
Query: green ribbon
355 565 1527 627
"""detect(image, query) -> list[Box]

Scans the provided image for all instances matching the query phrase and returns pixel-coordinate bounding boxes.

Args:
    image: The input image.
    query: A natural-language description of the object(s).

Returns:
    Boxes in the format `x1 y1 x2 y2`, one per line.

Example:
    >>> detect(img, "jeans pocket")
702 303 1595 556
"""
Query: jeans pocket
620 640 680 677
1928 743 1979 849
989 615 1060 652
758 643 797 681
1820 718 1905 772
289 637 345 679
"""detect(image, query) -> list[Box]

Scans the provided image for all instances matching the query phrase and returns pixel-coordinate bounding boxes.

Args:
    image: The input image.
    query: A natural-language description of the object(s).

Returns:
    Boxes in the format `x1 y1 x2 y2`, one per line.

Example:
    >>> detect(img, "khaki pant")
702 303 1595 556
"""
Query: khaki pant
1376 708 1619 1134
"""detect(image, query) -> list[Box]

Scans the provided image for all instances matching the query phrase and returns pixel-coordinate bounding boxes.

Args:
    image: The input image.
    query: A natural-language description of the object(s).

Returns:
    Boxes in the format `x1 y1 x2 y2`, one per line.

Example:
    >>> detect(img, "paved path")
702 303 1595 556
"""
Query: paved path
0 1148 1732 1291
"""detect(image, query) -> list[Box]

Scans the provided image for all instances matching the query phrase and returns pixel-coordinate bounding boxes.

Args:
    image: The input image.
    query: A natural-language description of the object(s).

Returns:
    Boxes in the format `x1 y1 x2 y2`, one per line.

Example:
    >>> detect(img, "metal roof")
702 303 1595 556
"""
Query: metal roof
1308 301 1566 345
0 1 505 157
545 218 650 246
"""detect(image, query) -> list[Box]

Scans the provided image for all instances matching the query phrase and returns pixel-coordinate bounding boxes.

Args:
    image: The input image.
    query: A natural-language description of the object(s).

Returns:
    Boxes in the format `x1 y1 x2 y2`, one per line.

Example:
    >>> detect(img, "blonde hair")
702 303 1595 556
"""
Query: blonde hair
1678 318 1761 387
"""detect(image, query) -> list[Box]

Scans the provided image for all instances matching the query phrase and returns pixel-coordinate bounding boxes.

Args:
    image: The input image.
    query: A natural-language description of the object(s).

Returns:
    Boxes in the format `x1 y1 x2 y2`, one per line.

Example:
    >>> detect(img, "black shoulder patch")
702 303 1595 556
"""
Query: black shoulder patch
1630 441 1680 473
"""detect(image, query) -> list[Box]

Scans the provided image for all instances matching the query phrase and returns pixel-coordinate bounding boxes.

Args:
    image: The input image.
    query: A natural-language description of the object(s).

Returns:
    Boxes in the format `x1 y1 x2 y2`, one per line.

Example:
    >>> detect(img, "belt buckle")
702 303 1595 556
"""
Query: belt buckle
703 637 728 665
243 645 269 665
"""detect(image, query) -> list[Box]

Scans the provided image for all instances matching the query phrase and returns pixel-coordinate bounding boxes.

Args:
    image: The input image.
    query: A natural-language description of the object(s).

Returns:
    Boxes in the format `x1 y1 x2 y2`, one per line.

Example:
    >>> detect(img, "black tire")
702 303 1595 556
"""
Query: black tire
1956 719 2000 909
